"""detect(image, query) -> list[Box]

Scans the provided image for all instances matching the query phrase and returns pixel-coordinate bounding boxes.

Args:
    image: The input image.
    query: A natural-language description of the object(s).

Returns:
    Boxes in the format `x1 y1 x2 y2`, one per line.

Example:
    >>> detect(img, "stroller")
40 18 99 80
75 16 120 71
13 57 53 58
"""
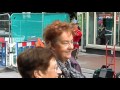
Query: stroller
93 41 120 78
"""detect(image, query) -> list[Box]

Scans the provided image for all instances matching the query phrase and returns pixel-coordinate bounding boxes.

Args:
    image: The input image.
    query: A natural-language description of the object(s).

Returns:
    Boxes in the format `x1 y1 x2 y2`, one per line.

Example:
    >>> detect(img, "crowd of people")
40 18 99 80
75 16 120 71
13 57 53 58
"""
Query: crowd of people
17 20 84 78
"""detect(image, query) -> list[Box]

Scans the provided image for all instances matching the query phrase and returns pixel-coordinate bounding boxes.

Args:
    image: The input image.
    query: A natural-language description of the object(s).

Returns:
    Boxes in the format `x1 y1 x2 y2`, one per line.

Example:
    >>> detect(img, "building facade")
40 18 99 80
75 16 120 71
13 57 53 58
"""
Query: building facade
77 12 120 57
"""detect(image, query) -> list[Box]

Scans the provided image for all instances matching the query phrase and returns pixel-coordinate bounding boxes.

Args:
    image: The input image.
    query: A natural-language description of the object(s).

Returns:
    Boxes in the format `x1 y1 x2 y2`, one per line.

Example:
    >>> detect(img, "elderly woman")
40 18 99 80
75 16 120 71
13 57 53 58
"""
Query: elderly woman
43 20 85 78
17 47 62 78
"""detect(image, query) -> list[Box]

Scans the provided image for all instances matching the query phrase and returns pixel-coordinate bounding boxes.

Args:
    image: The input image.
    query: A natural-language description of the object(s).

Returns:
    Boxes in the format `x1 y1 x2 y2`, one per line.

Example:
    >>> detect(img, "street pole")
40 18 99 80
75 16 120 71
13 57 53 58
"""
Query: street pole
42 12 45 40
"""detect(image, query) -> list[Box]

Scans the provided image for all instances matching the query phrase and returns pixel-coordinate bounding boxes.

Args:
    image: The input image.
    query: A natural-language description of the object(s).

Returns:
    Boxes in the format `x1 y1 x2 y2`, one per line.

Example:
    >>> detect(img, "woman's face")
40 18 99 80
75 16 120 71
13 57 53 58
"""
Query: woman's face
43 57 62 78
52 31 74 62
74 24 78 30
35 57 62 78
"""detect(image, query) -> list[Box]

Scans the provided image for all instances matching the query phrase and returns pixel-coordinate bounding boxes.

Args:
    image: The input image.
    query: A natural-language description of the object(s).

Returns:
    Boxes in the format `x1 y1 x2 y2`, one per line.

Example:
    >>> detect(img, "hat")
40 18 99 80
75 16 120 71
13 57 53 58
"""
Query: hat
72 19 78 24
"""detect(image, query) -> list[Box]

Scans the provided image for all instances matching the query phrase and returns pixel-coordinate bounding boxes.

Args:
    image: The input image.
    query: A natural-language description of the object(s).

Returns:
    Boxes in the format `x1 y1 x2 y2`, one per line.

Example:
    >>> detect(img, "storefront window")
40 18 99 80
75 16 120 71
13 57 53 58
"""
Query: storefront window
116 12 120 46
88 12 94 44
83 13 86 49
96 12 114 46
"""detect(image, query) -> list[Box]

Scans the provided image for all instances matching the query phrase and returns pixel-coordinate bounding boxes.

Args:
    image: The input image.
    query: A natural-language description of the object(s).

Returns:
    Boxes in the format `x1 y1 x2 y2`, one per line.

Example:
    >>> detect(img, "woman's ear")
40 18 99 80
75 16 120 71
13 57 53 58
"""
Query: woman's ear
46 42 52 49
46 41 57 51
33 70 43 78
51 46 55 51
47 42 55 50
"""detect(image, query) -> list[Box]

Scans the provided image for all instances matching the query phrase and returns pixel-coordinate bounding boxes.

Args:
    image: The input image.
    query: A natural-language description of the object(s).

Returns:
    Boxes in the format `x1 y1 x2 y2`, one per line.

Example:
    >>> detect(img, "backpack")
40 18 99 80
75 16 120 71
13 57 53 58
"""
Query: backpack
93 65 114 78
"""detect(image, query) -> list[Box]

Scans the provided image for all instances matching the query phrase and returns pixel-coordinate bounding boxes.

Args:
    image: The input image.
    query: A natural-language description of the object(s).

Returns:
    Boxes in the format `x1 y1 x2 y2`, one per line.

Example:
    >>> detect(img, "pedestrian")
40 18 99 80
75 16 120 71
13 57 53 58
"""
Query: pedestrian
43 20 85 78
71 22 82 59
78 26 82 47
97 24 106 45
17 47 62 78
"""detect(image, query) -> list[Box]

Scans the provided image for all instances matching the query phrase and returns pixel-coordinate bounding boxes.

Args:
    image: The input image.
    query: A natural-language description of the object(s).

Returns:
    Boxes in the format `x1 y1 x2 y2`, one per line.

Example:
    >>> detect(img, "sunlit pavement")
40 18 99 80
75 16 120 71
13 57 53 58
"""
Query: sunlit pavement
0 71 21 78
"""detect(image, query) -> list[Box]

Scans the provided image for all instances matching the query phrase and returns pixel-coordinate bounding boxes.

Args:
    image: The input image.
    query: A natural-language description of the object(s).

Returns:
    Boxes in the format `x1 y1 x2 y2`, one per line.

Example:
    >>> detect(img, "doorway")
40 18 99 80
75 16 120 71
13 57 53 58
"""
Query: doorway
96 12 114 46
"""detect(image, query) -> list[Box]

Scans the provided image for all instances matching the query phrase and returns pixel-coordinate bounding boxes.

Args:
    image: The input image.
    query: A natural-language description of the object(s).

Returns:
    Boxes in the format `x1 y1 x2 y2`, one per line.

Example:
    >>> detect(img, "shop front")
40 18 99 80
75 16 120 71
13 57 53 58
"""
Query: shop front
77 12 120 57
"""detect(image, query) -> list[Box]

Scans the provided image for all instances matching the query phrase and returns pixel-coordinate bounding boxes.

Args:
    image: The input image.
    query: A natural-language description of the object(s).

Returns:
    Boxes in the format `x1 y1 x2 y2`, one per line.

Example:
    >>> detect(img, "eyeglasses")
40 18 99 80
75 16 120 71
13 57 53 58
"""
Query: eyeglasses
47 65 61 73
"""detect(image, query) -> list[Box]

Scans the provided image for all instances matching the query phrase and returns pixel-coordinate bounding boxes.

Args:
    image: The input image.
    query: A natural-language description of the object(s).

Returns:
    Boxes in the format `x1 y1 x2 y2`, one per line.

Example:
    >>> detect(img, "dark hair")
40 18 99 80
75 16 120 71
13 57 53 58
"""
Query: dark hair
17 47 56 78
78 26 81 30
103 18 106 27
43 20 74 46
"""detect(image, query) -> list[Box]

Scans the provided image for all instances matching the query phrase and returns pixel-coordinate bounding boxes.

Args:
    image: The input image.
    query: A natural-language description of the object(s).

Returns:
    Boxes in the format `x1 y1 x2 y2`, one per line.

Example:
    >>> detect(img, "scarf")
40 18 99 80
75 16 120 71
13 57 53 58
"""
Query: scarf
57 59 85 78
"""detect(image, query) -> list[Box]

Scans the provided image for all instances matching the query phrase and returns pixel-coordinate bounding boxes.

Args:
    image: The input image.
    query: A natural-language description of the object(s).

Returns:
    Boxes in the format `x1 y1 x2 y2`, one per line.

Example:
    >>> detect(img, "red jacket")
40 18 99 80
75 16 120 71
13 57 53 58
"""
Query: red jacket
0 37 5 43
73 29 82 49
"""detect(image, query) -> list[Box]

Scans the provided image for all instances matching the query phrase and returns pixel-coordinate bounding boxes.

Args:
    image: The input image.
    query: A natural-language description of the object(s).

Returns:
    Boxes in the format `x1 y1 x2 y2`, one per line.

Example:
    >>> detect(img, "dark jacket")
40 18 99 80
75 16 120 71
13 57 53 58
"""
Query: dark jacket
70 56 82 72
70 56 86 78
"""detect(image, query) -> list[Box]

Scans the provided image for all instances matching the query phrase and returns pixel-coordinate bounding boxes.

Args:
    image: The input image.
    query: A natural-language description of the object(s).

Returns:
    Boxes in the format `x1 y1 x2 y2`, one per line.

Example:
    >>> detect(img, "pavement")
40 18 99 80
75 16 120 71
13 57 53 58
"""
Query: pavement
77 51 120 78
78 51 120 72
0 51 119 78
0 67 21 78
